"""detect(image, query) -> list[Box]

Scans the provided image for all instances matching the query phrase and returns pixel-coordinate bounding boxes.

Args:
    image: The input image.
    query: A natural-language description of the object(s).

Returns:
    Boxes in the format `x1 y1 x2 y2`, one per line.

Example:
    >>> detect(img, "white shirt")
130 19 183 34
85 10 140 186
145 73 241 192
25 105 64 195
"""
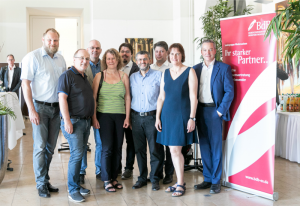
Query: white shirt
199 59 215 103
150 60 172 72
121 60 133 75
8 65 15 89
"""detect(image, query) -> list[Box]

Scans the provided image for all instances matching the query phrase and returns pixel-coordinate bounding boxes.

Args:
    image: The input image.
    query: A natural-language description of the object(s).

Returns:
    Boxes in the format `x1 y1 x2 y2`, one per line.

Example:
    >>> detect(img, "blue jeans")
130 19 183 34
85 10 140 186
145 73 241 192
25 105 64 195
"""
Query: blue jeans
32 102 60 189
61 118 91 194
80 128 102 175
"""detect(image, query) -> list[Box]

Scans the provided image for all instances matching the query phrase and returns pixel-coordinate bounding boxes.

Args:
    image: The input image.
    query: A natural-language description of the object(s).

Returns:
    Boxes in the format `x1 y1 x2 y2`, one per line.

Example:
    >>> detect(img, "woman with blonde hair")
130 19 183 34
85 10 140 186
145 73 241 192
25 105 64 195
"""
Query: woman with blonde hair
92 48 131 192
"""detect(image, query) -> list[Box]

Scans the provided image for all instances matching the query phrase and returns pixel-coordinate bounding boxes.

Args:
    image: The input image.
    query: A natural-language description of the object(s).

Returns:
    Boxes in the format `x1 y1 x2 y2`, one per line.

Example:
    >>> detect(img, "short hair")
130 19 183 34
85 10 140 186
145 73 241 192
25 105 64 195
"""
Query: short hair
73 49 87 57
135 51 151 60
168 43 185 63
119 43 133 54
43 28 60 38
201 39 216 50
154 41 168 51
101 48 123 71
7 54 14 59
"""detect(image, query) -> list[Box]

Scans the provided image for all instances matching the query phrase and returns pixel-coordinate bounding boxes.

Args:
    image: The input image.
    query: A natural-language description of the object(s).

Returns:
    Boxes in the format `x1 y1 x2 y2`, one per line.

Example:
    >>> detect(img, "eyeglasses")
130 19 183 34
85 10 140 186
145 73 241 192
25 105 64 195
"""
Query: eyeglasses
120 50 131 54
74 56 90 61
89 47 101 50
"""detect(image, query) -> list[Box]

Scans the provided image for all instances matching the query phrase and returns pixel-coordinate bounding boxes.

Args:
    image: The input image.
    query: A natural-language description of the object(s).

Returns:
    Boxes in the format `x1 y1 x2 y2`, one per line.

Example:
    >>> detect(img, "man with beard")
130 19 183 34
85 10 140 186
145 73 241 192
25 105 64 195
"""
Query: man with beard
150 41 174 184
118 43 139 179
58 49 94 202
79 39 102 184
21 28 66 198
130 51 163 191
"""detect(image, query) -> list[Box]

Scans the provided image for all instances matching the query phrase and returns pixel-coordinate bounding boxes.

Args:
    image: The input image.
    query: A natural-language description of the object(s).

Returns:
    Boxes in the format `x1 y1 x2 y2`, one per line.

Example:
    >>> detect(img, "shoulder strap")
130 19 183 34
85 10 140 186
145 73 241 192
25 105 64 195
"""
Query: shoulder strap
96 71 104 102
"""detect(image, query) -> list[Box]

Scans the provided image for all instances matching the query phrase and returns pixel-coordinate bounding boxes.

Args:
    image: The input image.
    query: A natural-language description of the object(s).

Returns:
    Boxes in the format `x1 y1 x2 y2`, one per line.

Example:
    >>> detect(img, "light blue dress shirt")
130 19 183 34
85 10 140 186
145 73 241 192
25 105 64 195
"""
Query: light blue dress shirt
21 47 66 103
90 59 101 78
130 68 161 112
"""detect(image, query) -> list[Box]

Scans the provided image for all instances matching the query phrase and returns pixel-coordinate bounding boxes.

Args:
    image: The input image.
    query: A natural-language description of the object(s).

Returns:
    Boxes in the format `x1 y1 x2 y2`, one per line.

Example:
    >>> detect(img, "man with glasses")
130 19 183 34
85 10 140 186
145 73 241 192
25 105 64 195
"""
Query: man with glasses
79 39 102 184
21 28 66 198
118 43 139 179
58 49 94 203
130 51 163 191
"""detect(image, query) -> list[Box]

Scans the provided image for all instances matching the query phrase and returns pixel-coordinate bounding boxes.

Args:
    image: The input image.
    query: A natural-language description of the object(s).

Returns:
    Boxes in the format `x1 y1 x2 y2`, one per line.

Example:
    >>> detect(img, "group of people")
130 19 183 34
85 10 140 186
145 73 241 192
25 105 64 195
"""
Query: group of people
2 28 234 203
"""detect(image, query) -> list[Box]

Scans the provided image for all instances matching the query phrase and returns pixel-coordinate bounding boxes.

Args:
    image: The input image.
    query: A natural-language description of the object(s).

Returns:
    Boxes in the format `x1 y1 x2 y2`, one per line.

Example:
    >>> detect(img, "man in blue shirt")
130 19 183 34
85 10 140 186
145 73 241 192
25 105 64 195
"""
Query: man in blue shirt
58 49 94 203
79 40 102 184
21 28 66 198
130 51 164 191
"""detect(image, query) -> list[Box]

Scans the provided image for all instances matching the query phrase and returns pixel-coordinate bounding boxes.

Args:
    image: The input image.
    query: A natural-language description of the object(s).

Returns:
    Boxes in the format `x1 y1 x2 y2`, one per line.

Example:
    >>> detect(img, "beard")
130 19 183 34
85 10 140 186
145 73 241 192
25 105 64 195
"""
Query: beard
138 63 150 71
43 44 58 55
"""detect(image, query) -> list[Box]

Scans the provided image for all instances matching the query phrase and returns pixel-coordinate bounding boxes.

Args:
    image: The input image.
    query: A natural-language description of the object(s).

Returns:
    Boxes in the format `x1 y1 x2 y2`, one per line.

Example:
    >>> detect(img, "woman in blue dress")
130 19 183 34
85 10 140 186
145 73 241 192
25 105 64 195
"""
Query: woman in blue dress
155 43 198 197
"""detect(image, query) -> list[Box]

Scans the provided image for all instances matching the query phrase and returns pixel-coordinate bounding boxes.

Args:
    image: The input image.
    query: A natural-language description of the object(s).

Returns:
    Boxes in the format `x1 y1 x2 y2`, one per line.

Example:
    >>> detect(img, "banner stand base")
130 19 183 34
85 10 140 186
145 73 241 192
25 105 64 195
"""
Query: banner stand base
222 181 278 201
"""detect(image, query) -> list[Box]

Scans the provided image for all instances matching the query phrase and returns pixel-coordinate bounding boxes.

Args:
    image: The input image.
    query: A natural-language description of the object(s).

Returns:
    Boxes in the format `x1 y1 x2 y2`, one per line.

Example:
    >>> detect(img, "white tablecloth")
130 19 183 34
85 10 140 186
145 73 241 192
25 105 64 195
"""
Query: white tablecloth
0 92 25 150
275 111 300 163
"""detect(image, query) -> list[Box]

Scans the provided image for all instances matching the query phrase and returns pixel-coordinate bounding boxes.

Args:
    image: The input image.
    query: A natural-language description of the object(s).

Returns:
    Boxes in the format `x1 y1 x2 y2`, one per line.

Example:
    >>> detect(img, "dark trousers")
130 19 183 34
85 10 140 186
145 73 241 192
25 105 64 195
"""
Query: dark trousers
196 105 223 184
124 127 135 170
131 112 164 183
158 146 174 177
97 112 125 181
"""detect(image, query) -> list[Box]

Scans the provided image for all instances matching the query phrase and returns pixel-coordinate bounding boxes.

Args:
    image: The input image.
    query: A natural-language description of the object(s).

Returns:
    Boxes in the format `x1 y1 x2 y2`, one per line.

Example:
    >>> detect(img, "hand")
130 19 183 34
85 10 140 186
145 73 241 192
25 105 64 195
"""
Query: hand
217 111 222 117
92 117 100 129
187 119 195 133
123 118 130 128
29 110 40 125
155 119 162 132
64 120 73 134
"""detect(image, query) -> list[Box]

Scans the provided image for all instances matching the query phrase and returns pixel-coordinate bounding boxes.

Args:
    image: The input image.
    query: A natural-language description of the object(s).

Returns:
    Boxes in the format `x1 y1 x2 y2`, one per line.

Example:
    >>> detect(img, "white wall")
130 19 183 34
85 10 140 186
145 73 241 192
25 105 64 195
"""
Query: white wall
0 0 91 63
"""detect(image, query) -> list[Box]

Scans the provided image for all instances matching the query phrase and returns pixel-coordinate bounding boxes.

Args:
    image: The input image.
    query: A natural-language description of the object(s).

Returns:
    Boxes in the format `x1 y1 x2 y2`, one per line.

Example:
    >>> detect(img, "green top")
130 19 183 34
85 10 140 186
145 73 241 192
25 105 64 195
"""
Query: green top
97 74 126 114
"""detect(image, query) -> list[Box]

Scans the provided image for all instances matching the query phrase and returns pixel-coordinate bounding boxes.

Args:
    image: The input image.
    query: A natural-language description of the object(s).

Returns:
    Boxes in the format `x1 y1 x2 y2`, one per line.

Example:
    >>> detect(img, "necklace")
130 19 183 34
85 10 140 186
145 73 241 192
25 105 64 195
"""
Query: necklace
171 66 183 74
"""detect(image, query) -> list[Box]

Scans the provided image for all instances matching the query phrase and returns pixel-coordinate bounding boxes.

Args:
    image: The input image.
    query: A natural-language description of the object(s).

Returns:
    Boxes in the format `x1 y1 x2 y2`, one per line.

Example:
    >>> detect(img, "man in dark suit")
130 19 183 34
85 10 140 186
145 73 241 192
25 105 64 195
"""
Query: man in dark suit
193 39 234 194
118 43 139 179
0 54 22 97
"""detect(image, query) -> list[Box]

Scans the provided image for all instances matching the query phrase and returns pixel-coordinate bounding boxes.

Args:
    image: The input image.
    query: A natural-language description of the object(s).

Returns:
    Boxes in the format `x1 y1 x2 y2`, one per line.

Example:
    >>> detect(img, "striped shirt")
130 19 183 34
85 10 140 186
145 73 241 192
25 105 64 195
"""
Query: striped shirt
97 74 126 114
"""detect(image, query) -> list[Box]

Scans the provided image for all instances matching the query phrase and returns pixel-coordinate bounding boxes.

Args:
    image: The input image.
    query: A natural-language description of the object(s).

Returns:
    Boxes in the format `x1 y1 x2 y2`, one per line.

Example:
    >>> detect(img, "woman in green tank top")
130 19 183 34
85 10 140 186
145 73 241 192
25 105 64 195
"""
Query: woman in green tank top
92 48 131 192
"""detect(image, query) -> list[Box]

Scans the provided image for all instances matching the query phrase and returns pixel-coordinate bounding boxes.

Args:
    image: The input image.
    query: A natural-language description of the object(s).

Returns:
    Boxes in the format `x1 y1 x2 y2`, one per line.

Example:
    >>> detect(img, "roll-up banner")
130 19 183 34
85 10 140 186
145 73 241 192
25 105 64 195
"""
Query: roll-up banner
220 13 278 201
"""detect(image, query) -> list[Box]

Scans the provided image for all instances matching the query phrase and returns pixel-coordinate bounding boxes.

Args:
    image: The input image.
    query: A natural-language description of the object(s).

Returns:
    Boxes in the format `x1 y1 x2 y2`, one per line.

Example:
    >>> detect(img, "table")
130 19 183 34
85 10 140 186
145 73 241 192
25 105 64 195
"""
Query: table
0 92 25 150
275 111 300 163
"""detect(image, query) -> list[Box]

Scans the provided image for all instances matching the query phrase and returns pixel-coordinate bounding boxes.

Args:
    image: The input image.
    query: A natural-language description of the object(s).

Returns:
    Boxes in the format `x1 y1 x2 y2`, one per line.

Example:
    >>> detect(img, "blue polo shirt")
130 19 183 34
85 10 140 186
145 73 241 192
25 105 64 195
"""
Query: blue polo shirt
57 66 95 118
90 59 101 78
130 68 161 112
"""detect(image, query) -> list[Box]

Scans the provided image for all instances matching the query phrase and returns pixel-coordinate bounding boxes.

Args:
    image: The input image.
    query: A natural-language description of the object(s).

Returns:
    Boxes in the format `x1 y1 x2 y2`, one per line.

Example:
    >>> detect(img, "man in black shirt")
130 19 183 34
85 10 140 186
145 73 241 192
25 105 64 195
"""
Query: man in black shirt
58 49 94 203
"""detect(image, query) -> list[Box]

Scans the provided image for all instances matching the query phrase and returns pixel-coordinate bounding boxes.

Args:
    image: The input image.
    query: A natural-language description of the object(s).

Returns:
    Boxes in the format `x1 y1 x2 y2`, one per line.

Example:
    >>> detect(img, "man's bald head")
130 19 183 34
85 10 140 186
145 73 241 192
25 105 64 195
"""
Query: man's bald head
87 40 102 63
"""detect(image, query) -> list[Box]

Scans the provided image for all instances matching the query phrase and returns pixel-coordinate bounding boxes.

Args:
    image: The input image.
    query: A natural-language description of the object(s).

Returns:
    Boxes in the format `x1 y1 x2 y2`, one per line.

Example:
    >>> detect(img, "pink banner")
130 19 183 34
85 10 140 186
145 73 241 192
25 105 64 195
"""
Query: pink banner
220 13 277 200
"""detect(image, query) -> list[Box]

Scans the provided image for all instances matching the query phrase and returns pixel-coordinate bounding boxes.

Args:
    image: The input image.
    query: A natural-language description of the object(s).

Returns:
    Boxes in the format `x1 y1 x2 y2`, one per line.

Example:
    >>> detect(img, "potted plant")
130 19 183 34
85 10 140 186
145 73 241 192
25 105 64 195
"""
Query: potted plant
0 80 16 185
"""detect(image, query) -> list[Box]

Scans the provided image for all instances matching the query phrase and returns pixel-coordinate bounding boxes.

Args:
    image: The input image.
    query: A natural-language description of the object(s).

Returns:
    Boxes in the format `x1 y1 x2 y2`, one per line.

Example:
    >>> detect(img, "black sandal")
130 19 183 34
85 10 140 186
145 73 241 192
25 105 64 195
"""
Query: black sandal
112 180 123 189
165 182 186 193
103 181 116 192
172 185 186 197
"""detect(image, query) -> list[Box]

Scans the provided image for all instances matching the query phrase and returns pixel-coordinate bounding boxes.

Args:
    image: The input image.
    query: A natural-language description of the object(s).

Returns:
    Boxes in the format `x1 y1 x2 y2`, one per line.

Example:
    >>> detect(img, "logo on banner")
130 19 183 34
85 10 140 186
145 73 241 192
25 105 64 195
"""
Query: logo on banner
248 19 270 37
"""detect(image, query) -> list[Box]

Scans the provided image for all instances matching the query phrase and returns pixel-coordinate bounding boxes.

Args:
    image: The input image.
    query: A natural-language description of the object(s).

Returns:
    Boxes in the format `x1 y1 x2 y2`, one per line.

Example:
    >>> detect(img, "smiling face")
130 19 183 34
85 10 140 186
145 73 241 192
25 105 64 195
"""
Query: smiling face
73 50 90 73
154 46 168 62
87 40 102 61
42 31 59 55
201 42 216 64
120 46 132 65
169 48 182 65
136 54 150 71
106 52 118 70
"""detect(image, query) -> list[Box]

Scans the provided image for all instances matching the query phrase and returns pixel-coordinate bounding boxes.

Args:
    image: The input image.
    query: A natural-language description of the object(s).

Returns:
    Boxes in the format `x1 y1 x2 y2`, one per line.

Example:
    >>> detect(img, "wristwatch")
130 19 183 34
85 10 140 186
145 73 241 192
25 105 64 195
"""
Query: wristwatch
190 117 196 121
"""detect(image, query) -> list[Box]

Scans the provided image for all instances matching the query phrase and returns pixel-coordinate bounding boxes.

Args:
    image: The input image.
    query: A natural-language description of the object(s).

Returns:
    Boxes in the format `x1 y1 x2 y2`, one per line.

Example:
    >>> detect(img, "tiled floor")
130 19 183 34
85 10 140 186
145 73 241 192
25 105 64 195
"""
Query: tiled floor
1 119 300 206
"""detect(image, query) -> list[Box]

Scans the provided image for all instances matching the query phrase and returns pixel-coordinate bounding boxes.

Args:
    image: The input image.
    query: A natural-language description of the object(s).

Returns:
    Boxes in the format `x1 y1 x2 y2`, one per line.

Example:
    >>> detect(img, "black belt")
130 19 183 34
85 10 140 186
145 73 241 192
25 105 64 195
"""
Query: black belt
35 100 59 107
61 116 91 120
199 102 216 107
131 109 156 116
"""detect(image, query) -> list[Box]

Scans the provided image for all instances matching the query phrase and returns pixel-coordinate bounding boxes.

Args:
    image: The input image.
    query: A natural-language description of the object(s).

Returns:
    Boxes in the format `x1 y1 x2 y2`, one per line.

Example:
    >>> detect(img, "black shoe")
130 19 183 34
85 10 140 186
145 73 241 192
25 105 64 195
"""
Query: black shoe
121 169 133 179
47 183 59 192
152 181 160 191
210 184 221 194
96 173 101 180
163 175 173 184
79 174 85 184
38 185 50 198
194 181 212 190
132 181 147 189
147 177 151 182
